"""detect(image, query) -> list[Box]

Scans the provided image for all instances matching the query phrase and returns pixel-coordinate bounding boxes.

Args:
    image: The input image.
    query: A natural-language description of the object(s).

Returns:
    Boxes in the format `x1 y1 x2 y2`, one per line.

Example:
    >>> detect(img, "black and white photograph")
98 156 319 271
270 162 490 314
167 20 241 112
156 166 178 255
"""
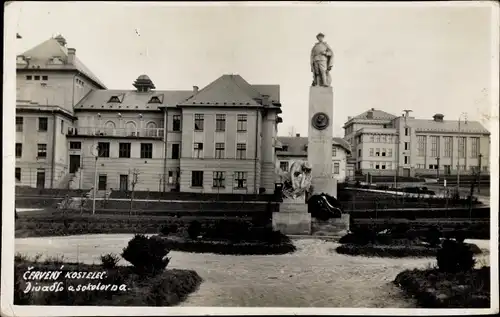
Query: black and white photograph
2 1 499 315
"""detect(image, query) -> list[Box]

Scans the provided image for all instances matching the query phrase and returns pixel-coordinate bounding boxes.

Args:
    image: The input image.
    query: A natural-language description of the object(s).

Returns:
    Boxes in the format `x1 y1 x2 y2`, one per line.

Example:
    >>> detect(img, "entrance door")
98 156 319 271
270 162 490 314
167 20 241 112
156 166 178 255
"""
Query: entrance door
444 165 451 175
119 175 129 191
403 168 411 177
69 155 80 173
98 175 107 191
36 169 45 188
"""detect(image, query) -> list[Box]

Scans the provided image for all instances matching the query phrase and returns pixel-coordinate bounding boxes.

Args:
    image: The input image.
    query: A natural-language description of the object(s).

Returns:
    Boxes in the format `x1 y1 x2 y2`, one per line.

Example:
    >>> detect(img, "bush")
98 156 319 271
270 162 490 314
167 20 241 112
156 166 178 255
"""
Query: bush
336 244 439 258
425 226 442 247
342 228 377 245
160 224 178 236
437 239 475 273
100 253 121 269
145 269 203 306
187 221 201 239
121 234 171 276
390 223 411 239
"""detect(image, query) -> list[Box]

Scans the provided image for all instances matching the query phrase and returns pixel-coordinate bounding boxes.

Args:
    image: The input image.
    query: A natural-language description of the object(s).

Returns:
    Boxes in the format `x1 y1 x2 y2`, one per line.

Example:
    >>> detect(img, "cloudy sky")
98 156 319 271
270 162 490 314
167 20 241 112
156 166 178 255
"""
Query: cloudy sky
10 2 497 136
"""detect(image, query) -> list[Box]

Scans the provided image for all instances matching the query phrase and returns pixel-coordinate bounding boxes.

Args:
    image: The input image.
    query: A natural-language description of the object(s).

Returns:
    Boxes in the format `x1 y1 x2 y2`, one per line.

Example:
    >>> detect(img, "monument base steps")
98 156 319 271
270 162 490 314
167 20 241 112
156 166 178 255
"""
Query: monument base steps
272 199 311 235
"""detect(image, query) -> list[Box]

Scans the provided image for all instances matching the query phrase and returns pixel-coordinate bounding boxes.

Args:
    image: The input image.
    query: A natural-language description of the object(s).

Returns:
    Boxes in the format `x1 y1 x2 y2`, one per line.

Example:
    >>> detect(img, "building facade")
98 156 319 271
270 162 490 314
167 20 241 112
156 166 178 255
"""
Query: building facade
276 135 352 183
343 108 491 177
15 36 284 194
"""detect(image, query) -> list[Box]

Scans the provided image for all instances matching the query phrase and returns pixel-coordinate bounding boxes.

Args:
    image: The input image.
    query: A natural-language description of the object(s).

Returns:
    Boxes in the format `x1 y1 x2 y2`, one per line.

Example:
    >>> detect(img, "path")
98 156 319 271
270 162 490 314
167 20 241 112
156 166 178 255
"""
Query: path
14 235 490 307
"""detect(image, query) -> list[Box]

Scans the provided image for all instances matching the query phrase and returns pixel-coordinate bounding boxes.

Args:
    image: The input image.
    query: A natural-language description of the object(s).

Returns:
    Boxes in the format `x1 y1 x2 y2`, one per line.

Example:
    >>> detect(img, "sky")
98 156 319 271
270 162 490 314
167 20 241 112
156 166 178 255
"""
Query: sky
9 1 498 137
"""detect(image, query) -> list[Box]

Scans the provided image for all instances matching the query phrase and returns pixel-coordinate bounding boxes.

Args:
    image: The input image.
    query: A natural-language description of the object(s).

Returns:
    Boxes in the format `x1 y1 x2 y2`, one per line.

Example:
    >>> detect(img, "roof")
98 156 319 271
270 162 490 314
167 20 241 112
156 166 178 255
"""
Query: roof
75 89 194 111
412 119 490 134
17 37 107 89
352 108 397 120
276 136 351 156
179 74 281 108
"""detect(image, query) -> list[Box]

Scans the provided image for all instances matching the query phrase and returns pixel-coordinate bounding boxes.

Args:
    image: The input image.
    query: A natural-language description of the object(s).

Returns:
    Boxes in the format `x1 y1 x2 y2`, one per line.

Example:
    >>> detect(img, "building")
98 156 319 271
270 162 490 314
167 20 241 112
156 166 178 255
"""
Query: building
343 108 490 177
15 35 284 194
275 134 352 183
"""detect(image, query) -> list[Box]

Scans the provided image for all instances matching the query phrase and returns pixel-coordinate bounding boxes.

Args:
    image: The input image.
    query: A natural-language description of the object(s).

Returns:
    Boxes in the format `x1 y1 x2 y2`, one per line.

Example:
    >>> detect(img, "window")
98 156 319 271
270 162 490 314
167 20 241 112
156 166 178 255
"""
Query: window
140 143 153 159
191 171 204 187
444 137 452 157
282 145 289 151
26 75 32 80
171 143 180 159
333 162 340 174
369 162 374 169
388 136 393 143
216 114 226 132
37 143 47 158
69 141 81 150
213 172 225 188
458 137 466 158
108 96 121 103
387 162 392 169
38 117 48 131
482 166 488 172
237 114 247 132
193 143 204 158
168 171 174 185
236 143 246 159
358 149 361 157
172 115 181 131
404 128 409 136
148 96 161 104
381 164 386 170
215 143 225 159
119 143 131 158
34 75 40 80
429 164 438 170
369 148 374 156
417 164 425 169
15 143 22 158
98 174 107 190
16 117 23 132
332 148 337 157
280 161 289 172
375 148 380 156
381 149 386 157
388 149 393 157
430 136 439 157
375 135 380 143
382 135 387 143
42 75 48 80
470 137 479 157
234 172 247 189
194 114 204 131
460 165 466 171
404 142 409 151
97 142 110 157
404 156 409 164
60 120 64 134
15 168 21 181
417 136 426 157
375 163 380 169
370 135 374 142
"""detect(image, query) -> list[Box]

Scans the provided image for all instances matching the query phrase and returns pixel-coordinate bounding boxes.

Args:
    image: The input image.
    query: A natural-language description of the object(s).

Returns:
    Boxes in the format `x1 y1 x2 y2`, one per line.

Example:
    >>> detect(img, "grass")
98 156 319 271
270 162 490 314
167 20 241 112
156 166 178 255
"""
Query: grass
14 253 202 306
394 266 490 308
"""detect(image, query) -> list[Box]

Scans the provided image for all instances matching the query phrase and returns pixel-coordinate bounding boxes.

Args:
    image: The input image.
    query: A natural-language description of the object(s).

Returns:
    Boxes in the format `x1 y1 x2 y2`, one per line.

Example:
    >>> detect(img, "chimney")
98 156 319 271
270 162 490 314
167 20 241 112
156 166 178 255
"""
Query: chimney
67 48 76 65
193 86 199 94
262 94 270 106
433 113 444 122
296 133 300 137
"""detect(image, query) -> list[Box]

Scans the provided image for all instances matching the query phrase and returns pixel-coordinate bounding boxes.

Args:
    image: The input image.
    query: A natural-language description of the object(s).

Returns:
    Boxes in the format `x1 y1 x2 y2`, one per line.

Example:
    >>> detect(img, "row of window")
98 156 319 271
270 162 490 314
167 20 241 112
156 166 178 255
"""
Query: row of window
96 142 153 159
25 75 48 81
16 116 66 134
195 114 248 132
369 162 394 170
279 161 341 174
15 143 48 158
191 171 248 189
369 148 393 157
15 168 46 187
414 164 488 172
417 136 480 158
366 134 395 144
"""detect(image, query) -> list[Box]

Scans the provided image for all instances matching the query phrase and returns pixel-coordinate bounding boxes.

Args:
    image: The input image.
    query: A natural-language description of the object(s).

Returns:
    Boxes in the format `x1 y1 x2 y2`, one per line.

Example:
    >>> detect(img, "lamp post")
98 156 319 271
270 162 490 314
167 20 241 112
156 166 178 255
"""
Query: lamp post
91 144 100 215
456 112 467 197
477 153 482 194
436 156 440 181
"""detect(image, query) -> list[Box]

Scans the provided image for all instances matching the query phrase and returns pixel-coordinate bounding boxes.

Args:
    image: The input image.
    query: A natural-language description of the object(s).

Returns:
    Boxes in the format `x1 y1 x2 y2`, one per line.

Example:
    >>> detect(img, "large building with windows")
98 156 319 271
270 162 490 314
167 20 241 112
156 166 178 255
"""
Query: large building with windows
343 108 491 177
15 35 284 194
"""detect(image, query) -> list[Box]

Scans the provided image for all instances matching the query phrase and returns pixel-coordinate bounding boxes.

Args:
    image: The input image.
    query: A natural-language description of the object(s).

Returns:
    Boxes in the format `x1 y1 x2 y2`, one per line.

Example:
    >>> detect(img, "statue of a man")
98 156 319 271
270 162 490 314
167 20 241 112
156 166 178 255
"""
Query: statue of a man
277 160 313 200
310 33 334 87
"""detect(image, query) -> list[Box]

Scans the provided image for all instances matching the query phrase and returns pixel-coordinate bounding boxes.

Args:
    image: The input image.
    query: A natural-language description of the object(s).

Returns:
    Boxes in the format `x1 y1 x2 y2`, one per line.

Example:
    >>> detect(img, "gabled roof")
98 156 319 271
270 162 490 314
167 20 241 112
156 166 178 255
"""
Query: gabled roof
412 119 490 134
276 136 351 156
352 108 397 120
179 74 281 107
75 90 193 111
17 37 107 89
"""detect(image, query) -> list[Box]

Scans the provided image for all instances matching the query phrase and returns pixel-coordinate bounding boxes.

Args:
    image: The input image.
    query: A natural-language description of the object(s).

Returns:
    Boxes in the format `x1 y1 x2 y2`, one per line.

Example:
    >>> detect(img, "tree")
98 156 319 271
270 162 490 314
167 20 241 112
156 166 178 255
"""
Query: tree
129 168 140 216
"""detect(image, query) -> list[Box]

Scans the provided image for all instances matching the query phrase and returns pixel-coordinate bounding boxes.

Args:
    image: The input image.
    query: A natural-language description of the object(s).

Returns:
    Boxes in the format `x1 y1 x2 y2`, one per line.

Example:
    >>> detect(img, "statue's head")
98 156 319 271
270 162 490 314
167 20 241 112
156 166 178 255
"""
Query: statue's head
316 33 325 42
302 162 312 174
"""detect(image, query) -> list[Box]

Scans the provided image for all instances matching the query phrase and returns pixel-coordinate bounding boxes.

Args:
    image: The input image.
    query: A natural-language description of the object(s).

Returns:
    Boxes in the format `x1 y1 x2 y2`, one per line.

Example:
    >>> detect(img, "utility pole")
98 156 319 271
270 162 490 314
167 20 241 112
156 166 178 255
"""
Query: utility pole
477 153 482 194
436 157 440 181
456 112 468 198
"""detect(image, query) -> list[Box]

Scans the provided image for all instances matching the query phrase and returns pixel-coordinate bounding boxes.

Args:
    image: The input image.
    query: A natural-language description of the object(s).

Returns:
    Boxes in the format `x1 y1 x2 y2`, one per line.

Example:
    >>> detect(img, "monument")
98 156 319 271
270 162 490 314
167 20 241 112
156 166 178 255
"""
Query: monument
272 33 348 237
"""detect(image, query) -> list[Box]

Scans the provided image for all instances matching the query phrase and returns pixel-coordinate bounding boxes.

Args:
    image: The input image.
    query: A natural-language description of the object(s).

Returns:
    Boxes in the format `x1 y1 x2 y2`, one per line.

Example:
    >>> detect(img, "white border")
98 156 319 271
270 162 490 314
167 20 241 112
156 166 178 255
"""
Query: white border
2 1 499 316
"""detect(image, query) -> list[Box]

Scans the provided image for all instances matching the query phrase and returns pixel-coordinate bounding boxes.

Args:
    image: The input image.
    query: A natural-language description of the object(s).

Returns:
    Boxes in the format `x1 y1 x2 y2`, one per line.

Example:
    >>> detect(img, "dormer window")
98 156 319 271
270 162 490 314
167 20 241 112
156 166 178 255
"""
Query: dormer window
148 96 161 104
282 145 289 151
108 96 121 103
50 57 64 65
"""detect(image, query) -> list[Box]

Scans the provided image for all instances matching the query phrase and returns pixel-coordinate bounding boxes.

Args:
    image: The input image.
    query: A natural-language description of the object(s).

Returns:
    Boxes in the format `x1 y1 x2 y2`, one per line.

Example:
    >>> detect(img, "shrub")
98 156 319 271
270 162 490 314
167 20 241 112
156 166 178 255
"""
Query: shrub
345 227 377 245
390 223 411 239
160 224 178 236
187 221 201 239
100 253 121 269
437 239 475 273
121 234 170 276
425 226 442 247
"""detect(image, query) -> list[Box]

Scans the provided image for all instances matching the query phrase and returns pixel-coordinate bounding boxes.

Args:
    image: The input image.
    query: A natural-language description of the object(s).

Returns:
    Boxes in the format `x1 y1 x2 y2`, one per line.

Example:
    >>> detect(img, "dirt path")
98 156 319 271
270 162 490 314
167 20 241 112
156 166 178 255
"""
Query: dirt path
14 235 490 307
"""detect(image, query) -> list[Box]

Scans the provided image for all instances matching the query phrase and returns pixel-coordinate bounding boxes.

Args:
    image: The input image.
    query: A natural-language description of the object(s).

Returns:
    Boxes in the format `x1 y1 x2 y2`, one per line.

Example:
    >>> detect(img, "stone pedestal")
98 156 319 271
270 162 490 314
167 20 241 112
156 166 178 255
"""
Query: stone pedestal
272 198 311 235
308 86 337 198
311 214 350 239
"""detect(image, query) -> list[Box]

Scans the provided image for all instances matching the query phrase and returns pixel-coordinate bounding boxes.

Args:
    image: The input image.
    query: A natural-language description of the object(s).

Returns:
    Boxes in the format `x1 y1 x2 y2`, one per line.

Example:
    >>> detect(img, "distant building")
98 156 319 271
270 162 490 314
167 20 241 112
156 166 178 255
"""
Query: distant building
343 108 490 177
275 134 352 183
15 36 284 194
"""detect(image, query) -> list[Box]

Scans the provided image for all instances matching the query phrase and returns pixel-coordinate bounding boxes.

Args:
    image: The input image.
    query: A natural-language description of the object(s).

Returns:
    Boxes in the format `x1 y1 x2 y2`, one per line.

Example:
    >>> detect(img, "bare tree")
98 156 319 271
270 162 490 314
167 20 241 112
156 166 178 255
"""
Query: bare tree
129 168 140 216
